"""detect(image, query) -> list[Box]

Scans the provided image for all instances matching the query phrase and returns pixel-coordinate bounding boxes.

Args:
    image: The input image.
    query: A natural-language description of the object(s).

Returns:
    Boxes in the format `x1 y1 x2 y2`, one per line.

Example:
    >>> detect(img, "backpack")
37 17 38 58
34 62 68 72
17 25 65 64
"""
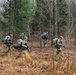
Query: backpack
53 38 59 45
53 38 63 49
41 34 48 40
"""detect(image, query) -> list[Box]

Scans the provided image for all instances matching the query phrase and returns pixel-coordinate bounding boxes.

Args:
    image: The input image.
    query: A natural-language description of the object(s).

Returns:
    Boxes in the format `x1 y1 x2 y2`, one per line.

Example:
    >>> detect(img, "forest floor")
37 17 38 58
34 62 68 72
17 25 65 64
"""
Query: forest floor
0 43 76 75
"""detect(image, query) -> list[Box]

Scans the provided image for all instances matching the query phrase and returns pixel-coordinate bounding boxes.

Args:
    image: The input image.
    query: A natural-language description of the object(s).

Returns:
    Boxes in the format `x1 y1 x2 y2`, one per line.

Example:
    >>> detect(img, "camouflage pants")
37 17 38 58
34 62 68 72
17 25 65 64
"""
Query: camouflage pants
42 39 48 47
5 42 13 53
16 45 29 59
55 44 62 55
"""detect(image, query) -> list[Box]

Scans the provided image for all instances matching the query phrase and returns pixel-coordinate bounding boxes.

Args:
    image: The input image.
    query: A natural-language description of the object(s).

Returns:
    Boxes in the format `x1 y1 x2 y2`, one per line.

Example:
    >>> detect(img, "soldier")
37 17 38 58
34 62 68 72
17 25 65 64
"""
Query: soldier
16 36 29 59
2 34 14 53
53 36 65 55
41 32 49 47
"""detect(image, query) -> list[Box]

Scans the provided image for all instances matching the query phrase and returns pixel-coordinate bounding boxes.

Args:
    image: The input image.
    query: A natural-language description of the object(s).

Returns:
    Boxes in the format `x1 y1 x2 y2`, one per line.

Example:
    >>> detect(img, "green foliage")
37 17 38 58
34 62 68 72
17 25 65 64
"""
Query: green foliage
2 0 35 34
0 0 76 38
31 0 69 37
57 0 68 36
31 0 50 34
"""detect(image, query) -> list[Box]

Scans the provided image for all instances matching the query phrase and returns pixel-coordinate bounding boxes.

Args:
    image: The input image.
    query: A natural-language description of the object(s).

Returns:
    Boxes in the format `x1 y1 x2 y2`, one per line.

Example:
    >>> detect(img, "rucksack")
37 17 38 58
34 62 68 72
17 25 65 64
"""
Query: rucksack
41 34 48 40
53 38 59 45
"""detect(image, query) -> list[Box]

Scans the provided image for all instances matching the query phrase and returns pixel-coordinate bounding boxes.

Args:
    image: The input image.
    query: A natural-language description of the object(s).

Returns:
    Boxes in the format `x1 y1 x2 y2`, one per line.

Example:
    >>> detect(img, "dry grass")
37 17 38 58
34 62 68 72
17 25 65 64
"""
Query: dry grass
0 44 76 75
56 71 66 75
23 51 32 63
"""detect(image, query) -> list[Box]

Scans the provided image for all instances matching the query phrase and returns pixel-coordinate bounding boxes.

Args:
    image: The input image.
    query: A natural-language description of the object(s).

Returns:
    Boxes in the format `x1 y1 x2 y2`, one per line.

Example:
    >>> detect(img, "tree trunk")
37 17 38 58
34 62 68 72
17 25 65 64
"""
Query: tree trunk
51 0 54 46
54 0 58 37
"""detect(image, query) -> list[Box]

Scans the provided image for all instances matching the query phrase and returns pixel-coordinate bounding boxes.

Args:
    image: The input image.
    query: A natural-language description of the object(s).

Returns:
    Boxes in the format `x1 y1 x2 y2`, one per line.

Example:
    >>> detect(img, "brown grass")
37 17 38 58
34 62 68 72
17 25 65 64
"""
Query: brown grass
0 44 76 75
56 71 66 75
